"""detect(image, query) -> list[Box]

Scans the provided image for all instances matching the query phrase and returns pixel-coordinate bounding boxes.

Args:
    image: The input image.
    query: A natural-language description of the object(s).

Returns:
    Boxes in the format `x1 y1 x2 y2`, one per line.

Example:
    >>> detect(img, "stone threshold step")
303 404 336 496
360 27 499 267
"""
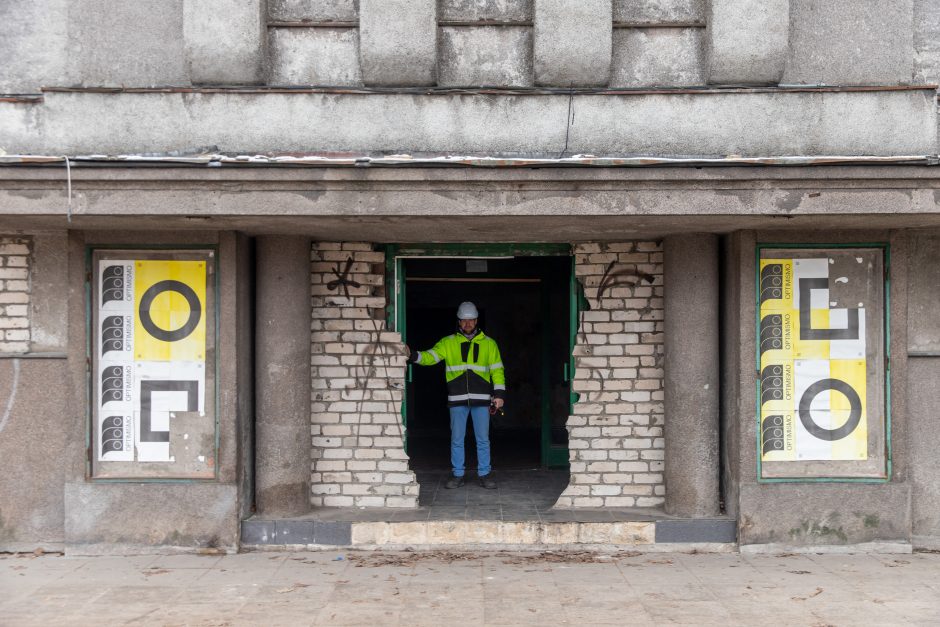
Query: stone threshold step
242 518 736 548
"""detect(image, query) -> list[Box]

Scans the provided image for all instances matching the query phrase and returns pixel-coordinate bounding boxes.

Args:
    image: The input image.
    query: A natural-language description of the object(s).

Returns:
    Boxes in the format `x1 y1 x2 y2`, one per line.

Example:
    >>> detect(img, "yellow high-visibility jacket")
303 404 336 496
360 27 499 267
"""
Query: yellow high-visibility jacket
410 331 506 407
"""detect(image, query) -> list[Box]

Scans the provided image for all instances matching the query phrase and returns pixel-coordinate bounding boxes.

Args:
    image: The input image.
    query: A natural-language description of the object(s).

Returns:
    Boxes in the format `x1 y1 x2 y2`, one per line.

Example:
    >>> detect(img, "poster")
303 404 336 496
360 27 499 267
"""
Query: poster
97 258 207 464
759 253 881 468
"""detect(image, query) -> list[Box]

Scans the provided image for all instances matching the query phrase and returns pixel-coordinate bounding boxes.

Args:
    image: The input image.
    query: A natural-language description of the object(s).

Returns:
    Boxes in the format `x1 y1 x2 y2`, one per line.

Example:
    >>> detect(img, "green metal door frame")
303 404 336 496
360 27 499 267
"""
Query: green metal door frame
384 243 573 468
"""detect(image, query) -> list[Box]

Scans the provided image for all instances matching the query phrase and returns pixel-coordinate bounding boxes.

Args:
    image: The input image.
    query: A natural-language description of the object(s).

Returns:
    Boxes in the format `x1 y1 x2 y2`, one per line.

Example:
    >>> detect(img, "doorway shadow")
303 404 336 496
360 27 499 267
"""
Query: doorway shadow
415 468 570 520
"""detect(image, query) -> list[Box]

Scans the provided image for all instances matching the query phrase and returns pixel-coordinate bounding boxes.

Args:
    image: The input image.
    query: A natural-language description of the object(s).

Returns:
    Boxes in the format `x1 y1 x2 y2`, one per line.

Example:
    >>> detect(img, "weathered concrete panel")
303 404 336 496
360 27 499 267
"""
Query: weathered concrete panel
28 232 68 353
611 28 704 87
184 0 265 84
908 357 940 548
439 27 533 87
739 483 911 546
914 0 940 84
0 359 70 551
268 0 358 22
2 89 934 156
0 0 69 93
783 0 914 86
255 237 311 517
613 0 704 23
66 0 188 88
534 0 612 87
360 0 437 86
440 0 532 21
664 234 720 517
707 0 788 85
269 28 362 86
907 235 940 353
64 482 239 553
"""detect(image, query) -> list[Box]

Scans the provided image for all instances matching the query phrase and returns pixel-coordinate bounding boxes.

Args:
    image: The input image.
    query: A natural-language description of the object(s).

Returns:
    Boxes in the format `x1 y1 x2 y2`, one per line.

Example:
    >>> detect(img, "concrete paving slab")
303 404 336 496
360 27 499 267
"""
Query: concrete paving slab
2 550 939 625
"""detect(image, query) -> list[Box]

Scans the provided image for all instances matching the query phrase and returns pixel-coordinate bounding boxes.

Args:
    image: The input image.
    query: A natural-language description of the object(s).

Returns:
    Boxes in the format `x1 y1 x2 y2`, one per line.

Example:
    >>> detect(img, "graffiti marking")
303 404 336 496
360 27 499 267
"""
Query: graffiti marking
326 257 362 299
596 261 655 301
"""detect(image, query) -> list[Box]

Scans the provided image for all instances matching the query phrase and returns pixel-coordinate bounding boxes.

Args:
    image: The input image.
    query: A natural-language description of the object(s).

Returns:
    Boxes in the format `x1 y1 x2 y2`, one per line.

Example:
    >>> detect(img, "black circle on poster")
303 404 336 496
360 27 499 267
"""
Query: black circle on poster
798 378 862 441
138 280 202 342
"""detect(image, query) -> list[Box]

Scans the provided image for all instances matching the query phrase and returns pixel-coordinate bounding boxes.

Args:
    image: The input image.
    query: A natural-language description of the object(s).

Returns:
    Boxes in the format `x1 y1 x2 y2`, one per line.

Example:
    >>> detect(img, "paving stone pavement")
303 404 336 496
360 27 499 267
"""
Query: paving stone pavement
2 549 939 626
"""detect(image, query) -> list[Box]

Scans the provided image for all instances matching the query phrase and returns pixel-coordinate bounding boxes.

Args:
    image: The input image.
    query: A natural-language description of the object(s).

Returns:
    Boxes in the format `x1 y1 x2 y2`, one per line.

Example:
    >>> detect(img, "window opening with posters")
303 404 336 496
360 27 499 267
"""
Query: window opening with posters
89 248 218 479
757 245 890 481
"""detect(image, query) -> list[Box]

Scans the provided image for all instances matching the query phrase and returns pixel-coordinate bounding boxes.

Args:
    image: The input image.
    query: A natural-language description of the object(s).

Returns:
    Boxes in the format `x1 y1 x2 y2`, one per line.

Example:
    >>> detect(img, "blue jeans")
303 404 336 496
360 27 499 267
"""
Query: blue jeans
449 405 491 477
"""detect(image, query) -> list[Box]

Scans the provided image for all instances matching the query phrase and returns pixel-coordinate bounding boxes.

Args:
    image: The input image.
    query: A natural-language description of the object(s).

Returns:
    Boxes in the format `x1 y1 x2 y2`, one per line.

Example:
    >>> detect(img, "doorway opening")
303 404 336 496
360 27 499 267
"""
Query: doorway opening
387 245 576 512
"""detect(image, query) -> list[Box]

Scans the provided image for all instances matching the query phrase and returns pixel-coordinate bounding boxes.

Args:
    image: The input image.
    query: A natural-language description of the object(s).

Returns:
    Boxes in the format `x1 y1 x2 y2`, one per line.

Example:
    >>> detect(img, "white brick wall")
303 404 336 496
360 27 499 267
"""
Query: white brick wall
310 242 419 508
554 242 665 509
0 237 31 354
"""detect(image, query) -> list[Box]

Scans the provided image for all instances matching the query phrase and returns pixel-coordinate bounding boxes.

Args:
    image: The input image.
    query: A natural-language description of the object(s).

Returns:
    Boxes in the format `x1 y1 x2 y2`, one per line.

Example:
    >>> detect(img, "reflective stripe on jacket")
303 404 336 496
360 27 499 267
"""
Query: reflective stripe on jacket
411 331 506 407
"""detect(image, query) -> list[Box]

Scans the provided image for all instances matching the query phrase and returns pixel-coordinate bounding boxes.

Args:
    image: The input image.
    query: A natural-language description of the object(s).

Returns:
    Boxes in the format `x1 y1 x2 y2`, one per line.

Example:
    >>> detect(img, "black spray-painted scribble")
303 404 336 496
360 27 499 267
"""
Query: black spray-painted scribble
326 257 362 299
596 261 655 301
577 261 658 404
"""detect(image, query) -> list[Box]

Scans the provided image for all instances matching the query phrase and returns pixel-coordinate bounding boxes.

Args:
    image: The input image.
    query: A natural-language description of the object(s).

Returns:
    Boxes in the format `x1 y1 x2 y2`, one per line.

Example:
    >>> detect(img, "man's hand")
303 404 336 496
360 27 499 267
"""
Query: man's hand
492 398 504 409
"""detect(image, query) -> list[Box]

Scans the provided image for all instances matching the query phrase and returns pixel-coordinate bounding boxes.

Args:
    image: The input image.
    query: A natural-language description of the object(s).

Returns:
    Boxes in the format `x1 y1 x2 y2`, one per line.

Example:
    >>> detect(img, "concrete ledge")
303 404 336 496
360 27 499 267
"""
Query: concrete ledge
242 517 736 549
655 518 736 543
2 88 934 156
740 542 913 555
64 482 239 556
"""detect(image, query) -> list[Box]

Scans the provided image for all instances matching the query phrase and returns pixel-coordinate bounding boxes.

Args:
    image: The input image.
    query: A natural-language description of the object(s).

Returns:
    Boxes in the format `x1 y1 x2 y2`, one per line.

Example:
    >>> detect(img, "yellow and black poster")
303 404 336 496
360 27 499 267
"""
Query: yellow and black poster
758 249 886 478
96 255 211 471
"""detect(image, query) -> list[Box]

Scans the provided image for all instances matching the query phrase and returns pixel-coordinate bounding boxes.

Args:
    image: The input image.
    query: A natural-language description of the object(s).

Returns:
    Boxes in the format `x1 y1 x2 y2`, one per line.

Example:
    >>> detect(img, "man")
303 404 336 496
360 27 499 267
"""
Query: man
407 301 505 489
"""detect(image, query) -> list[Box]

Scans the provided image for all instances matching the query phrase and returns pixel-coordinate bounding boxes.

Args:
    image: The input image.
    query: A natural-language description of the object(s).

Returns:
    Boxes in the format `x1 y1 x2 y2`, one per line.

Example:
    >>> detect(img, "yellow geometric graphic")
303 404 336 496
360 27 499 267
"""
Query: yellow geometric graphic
759 258 867 462
134 260 206 362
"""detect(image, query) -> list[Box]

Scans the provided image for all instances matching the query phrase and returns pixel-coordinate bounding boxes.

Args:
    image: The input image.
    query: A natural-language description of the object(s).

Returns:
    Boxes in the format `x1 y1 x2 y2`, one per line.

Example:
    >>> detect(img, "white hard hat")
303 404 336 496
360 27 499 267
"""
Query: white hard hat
457 301 479 320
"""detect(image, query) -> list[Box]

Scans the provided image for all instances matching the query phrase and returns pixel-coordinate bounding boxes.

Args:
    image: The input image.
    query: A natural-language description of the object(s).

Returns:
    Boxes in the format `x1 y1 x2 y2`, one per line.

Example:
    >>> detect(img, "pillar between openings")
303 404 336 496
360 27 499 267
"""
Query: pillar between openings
664 234 721 518
255 236 312 516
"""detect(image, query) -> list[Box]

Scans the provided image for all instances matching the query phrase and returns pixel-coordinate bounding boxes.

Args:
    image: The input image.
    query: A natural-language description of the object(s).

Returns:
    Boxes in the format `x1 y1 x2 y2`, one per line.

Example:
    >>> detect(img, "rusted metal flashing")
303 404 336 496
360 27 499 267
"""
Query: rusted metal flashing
267 20 358 28
612 21 706 28
0 94 43 104
0 154 936 168
439 20 533 27
267 19 706 28
38 84 939 96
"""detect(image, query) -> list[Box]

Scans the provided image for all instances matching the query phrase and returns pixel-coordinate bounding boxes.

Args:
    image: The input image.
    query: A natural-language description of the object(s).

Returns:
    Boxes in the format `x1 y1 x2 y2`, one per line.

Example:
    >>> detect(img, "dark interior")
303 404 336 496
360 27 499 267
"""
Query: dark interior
403 255 571 472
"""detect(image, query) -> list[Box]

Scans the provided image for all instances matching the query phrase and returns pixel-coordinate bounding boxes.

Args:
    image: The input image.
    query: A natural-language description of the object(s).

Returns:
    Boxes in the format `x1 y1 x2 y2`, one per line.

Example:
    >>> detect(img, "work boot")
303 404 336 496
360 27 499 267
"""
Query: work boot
444 474 465 489
479 473 497 490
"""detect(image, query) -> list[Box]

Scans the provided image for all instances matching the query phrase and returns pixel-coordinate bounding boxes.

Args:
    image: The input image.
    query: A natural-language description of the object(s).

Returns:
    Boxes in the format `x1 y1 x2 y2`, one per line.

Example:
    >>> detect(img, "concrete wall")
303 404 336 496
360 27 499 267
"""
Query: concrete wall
0 232 71 550
1 89 935 156
0 229 254 553
905 233 940 549
783 0 914 86
2 1 930 93
555 242 666 508
2 0 935 158
729 230 914 550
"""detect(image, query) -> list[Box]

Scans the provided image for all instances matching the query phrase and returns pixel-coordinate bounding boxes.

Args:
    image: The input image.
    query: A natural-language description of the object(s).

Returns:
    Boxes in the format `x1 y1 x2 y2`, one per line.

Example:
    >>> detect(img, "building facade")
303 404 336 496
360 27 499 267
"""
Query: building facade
1 0 940 553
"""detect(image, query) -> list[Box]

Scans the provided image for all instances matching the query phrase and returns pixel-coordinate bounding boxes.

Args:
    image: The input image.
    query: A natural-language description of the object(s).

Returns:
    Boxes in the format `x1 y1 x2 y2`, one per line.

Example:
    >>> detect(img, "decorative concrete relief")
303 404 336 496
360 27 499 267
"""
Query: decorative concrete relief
758 248 887 479
0 236 31 354
555 242 665 508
